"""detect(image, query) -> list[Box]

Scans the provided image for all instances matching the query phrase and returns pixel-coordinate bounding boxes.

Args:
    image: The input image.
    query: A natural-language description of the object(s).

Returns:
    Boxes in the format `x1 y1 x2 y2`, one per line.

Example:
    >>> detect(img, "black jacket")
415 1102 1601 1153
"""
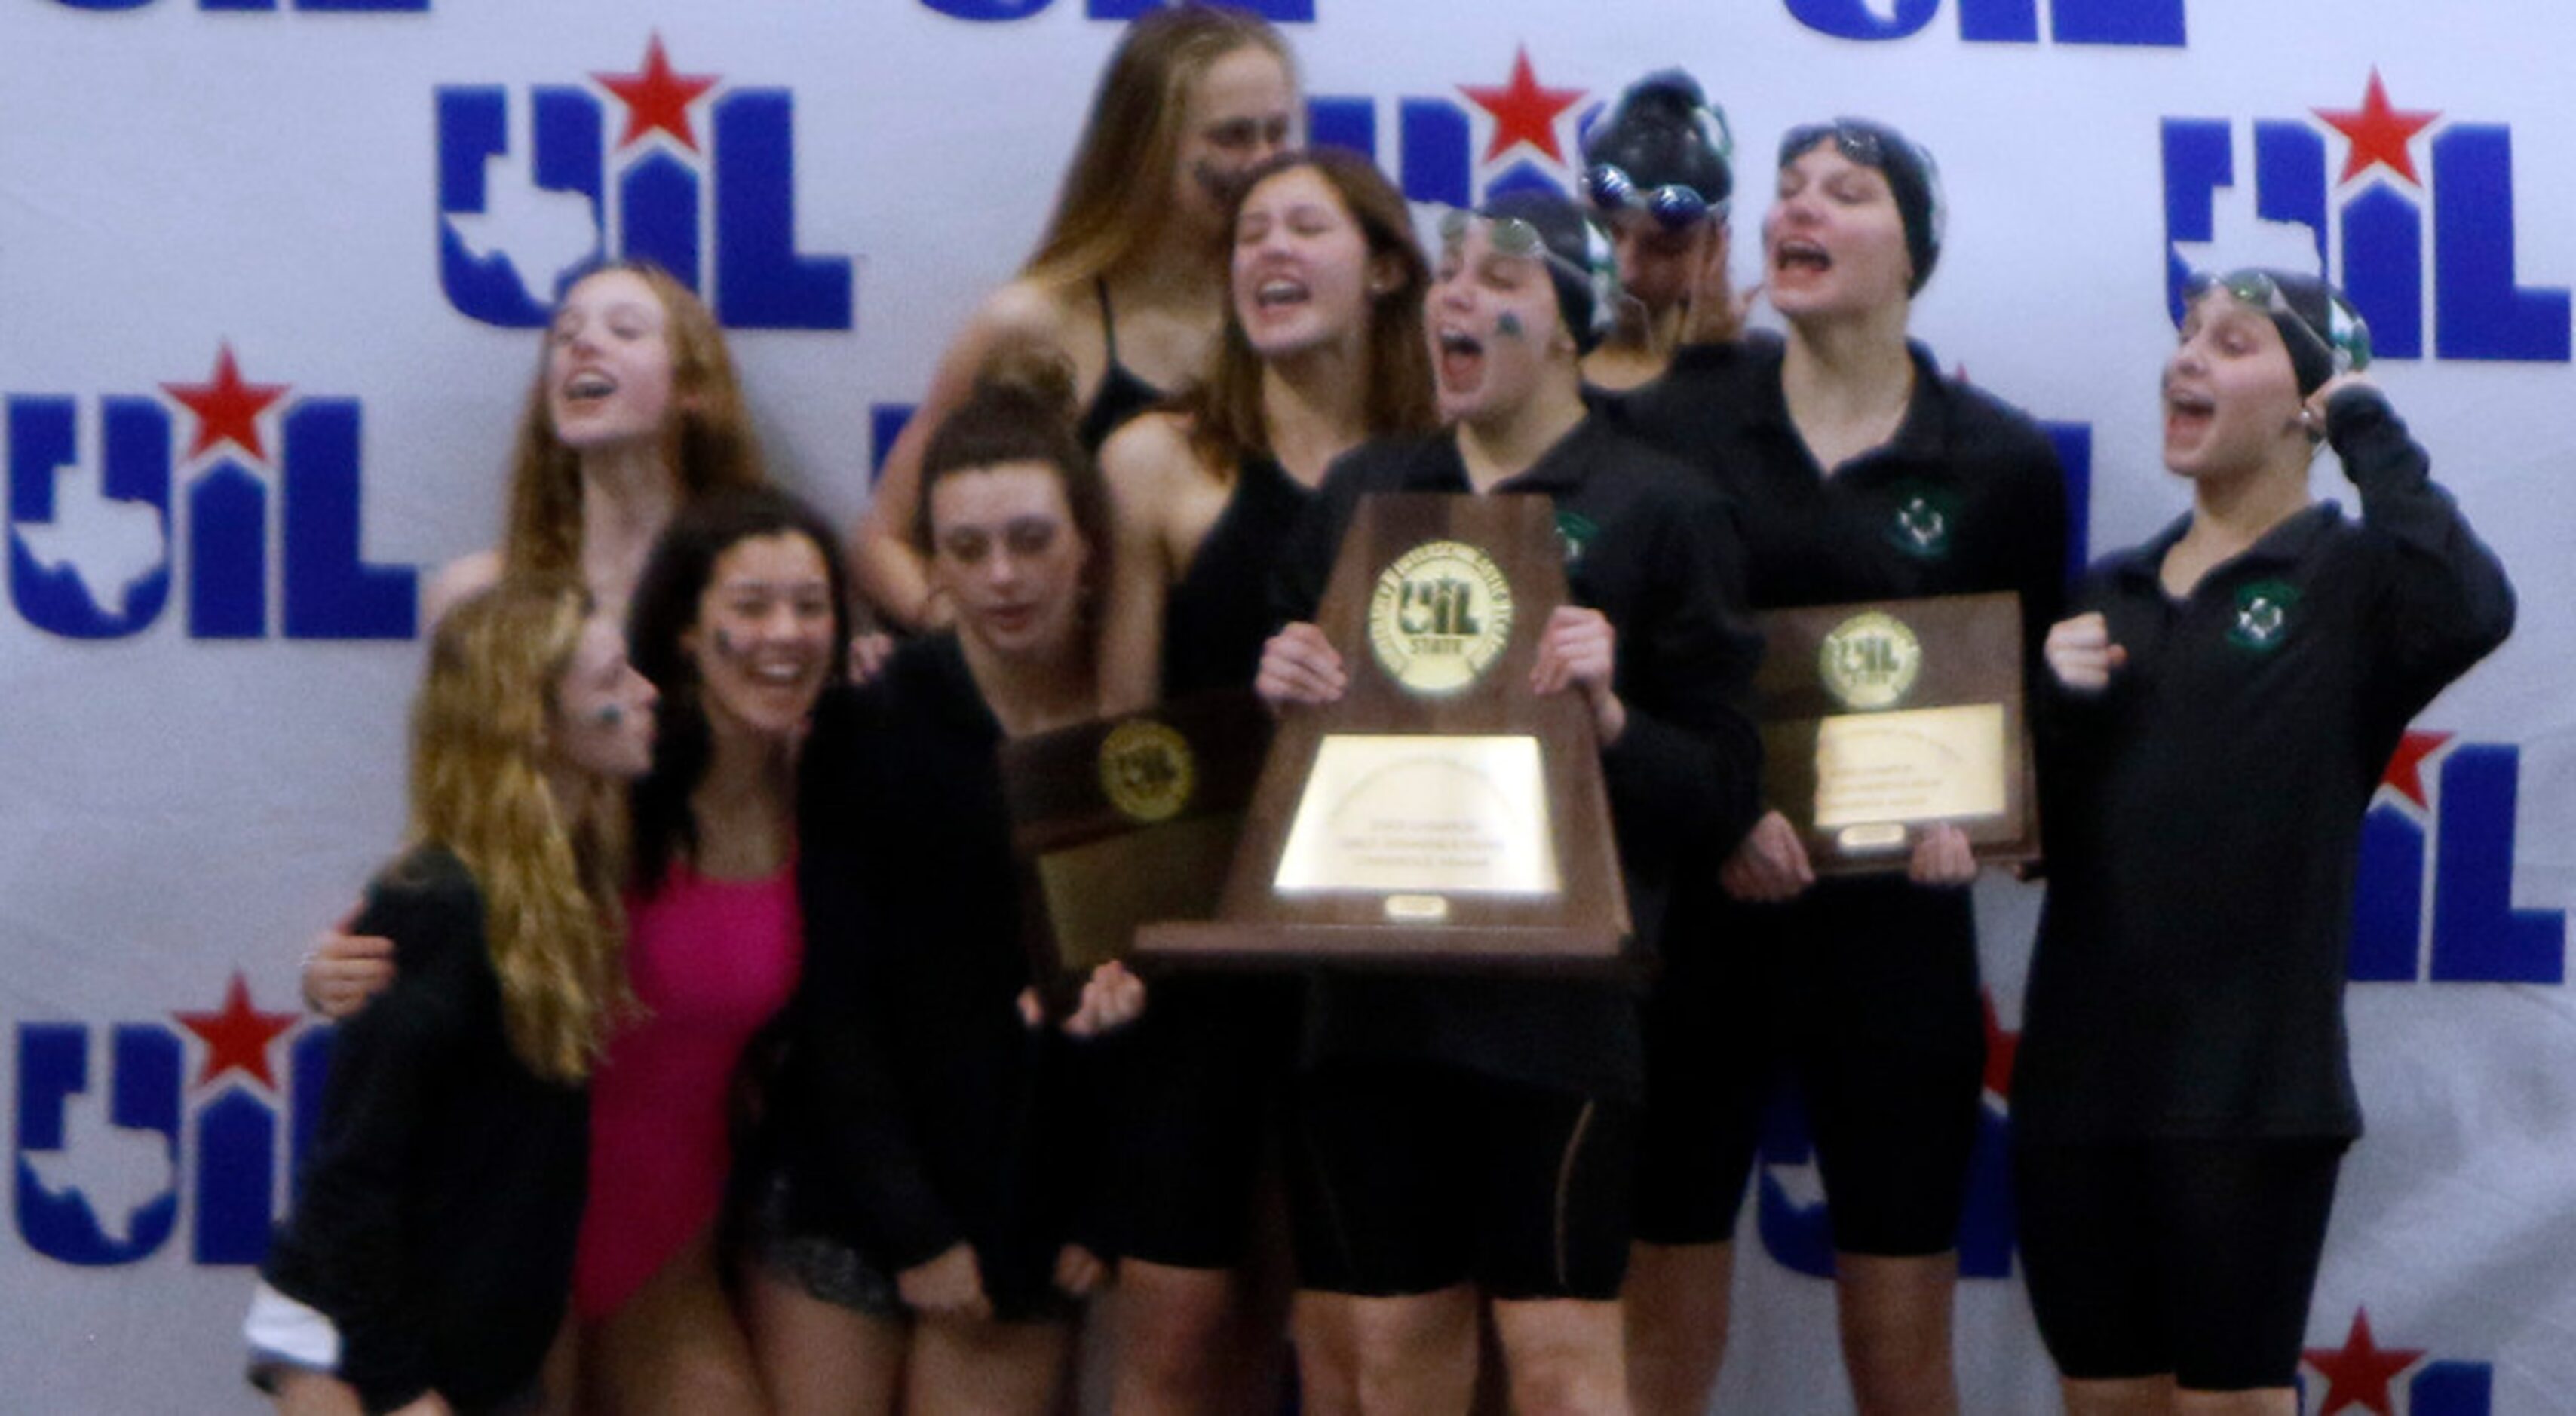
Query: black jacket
2013 387 2515 1142
261 847 587 1414
778 639 1104 1313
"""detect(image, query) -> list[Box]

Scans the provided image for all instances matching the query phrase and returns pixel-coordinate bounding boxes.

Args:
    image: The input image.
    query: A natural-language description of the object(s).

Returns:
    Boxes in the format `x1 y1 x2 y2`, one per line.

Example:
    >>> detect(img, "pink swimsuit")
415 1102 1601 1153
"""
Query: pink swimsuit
573 860 801 1320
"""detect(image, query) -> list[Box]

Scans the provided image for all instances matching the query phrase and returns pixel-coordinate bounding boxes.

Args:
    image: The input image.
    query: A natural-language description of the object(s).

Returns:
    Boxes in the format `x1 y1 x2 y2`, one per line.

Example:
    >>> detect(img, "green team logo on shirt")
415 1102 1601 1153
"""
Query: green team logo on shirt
2228 579 2302 652
1884 482 1959 561
1555 510 1599 565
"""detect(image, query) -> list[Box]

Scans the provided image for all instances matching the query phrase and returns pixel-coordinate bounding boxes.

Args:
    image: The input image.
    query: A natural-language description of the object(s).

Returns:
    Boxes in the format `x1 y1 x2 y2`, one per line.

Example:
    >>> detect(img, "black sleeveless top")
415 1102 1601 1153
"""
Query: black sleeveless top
1158 452 1313 700
1077 278 1168 454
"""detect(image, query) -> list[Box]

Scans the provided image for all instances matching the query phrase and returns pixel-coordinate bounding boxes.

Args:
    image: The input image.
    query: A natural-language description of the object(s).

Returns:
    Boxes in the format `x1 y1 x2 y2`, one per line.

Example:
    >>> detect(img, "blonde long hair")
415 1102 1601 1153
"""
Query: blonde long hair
1020 4 1293 290
406 578 631 1082
498 262 765 581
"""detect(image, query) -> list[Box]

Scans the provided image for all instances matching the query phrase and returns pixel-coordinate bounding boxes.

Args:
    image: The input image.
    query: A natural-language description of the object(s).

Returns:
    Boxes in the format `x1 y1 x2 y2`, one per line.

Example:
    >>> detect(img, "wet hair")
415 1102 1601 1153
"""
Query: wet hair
406 577 631 1083
1182 147 1437 472
499 260 765 580
1020 3 1296 290
915 344 1114 593
1779 118 1945 296
624 488 853 894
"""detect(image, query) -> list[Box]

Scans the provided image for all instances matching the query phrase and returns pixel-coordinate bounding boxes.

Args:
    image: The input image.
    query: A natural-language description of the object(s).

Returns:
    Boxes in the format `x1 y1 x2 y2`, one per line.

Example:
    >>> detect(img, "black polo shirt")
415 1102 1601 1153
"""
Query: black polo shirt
2013 388 2516 1142
1271 415 1763 1098
1614 331 2072 651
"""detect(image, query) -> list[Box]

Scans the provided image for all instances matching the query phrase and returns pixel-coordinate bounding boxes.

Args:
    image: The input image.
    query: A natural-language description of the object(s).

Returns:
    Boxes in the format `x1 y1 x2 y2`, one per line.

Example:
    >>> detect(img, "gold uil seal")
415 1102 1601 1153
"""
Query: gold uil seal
1099 719 1194 823
1366 540 1516 697
1819 611 1924 711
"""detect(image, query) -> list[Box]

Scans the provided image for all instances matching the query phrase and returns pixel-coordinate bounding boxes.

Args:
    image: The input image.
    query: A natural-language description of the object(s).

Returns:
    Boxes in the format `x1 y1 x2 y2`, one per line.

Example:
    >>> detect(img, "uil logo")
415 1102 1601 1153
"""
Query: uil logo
1368 540 1515 697
2227 578 2298 652
14 976 327 1267
1099 719 1194 825
2164 72 2567 364
1310 47 1593 211
7 345 416 642
435 34 854 330
1819 610 1924 710
2351 731 2565 985
2298 1309 2500 1416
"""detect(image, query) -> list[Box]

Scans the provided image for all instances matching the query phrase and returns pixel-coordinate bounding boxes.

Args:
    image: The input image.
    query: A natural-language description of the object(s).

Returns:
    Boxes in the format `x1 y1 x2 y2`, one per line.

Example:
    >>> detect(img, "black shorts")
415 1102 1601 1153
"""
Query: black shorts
1100 976 1300 1270
2014 1138 2346 1391
1288 1059 1635 1302
1633 875 1985 1256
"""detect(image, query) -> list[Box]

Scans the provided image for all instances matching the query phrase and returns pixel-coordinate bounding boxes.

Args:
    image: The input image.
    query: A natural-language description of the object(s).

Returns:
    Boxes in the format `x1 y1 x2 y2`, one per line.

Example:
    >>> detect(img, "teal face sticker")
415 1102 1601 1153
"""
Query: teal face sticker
1885 482 1959 560
2228 578 2301 652
1555 510 1599 565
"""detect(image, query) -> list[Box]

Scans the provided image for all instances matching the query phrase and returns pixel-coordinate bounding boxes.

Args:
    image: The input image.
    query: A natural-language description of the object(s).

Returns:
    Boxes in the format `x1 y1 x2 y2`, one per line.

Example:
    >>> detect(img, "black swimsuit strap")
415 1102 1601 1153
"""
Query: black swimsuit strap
1094 277 1121 364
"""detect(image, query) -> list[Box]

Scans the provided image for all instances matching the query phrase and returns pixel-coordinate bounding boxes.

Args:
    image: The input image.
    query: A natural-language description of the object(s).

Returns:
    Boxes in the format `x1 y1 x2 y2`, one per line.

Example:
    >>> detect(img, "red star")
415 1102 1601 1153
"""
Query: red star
2315 69 2440 186
2381 730 2454 810
173 973 299 1091
2305 1310 2425 1416
161 345 289 463
1458 48 1584 165
595 34 719 152
1980 989 2019 1100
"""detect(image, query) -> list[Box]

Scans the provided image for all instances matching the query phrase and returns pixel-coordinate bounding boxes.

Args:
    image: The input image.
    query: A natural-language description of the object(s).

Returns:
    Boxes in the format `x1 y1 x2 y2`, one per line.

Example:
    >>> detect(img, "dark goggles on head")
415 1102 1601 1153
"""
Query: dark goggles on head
1583 164 1717 231
2182 268 2374 375
1779 118 1888 170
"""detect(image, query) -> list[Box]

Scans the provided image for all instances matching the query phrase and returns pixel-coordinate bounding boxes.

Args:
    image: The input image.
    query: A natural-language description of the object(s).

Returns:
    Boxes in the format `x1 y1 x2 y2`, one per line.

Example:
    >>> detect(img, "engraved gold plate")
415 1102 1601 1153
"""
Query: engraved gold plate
1812 703 2007 829
1273 734 1559 896
1366 540 1516 697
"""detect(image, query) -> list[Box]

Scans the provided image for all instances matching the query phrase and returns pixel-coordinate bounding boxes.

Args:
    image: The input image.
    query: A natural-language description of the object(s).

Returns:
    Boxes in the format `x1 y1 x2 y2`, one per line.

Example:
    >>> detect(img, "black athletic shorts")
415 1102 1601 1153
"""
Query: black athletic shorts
2014 1137 2346 1391
1635 875 1985 1256
1288 1058 1636 1302
1101 976 1301 1270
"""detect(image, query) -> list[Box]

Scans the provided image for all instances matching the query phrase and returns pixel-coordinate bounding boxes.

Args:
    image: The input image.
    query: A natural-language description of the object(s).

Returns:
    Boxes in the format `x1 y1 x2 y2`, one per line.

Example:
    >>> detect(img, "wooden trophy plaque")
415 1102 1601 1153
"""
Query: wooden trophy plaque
998 688 1274 987
1752 591 2039 875
1136 493 1633 973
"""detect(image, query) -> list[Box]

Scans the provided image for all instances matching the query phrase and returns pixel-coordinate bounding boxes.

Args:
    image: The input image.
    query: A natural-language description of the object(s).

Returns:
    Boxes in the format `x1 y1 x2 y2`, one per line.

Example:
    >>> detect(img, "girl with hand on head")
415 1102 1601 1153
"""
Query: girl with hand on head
1256 190 1763 1416
850 2 1297 630
1089 145 1434 1415
1614 117 2070 1416
2013 270 2511 1416
771 353 1123 1416
246 579 657 1416
1577 69 1743 392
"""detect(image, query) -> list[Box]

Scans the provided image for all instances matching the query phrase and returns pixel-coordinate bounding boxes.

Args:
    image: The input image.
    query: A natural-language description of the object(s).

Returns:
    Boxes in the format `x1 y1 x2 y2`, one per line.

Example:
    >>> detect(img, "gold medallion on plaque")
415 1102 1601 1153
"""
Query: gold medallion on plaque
1366 540 1516 697
1818 611 1923 711
1099 719 1194 823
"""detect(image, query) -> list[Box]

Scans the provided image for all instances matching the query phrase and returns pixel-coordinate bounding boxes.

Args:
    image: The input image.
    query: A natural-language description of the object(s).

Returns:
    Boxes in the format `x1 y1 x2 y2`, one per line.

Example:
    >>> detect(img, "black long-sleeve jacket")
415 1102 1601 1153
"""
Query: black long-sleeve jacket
2014 387 2516 1142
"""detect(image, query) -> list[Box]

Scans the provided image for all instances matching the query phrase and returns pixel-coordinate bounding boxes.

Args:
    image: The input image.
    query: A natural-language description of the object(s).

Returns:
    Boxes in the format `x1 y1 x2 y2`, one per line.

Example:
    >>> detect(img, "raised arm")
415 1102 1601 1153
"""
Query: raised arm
852 280 1080 630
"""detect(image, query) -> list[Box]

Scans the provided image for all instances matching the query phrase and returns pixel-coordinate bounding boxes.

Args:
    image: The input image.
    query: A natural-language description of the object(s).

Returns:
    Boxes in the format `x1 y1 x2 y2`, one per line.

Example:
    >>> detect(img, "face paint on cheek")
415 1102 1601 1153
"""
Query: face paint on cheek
1492 311 1526 340
1191 160 1237 207
593 703 625 728
710 626 754 663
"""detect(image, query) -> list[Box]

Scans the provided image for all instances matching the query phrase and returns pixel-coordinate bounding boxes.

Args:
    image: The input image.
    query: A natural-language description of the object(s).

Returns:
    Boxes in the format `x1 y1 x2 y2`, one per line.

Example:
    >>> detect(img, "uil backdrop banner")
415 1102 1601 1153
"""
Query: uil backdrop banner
2 1 2568 1411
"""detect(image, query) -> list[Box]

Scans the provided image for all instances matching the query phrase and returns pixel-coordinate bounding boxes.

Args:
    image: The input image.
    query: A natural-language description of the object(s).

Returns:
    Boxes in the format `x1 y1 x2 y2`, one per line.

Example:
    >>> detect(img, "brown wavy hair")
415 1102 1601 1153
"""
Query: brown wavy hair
915 342 1114 603
1181 147 1436 473
498 262 765 580
406 578 633 1082
1020 3 1295 290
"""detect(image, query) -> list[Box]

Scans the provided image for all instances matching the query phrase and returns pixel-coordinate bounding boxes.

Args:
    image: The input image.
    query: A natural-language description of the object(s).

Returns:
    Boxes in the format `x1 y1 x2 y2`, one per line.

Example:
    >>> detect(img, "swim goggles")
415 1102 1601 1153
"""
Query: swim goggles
2182 268 2374 375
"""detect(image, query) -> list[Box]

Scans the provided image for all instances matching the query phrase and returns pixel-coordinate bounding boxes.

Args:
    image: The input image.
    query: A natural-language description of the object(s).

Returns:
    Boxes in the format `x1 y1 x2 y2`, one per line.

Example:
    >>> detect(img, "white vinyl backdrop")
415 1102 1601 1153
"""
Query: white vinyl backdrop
1 2 2567 1410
